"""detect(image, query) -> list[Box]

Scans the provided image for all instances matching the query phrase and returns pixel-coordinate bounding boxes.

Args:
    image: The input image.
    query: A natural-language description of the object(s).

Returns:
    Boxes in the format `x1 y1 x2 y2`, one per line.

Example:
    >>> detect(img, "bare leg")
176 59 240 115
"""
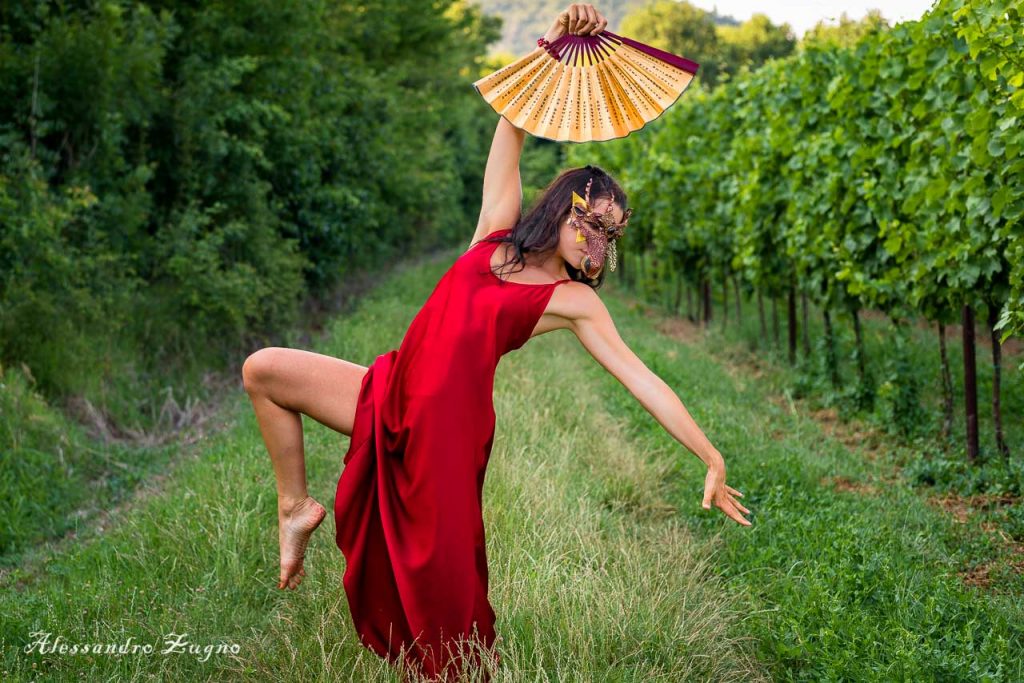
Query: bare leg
242 347 368 590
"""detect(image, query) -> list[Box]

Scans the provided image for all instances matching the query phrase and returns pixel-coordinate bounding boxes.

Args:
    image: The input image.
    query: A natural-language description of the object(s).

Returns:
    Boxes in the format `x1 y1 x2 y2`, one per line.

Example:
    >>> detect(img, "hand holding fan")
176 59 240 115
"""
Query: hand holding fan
472 26 699 142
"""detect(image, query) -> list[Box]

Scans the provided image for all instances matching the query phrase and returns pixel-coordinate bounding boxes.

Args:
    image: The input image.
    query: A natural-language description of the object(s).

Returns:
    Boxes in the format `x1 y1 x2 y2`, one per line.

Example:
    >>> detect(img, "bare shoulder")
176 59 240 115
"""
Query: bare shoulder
538 281 606 334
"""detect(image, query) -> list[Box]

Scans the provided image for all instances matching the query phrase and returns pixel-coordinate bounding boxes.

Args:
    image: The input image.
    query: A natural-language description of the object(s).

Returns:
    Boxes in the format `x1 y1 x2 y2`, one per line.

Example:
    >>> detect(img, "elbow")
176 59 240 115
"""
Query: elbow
617 365 655 399
627 368 669 410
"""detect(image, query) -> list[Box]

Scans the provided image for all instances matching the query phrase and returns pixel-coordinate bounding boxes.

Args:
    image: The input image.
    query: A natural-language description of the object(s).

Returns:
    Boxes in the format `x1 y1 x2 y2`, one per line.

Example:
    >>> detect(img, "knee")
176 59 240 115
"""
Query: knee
242 347 281 395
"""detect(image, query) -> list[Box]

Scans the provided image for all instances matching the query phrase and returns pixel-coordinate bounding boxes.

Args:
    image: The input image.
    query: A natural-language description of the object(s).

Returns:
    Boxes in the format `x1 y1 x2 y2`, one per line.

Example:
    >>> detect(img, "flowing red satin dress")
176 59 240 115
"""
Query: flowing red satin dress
334 228 572 680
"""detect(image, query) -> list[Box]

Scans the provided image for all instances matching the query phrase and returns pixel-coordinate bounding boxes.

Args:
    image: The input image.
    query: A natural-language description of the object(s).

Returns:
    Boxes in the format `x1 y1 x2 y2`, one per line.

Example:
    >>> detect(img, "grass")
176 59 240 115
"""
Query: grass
628 248 1024 591
594 277 1024 681
2 248 760 681
2 243 1022 680
0 362 182 561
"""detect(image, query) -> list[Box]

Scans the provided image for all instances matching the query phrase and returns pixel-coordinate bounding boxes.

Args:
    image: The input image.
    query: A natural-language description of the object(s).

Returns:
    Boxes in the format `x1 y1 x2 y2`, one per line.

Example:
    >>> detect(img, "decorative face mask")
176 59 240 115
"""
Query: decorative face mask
568 178 633 278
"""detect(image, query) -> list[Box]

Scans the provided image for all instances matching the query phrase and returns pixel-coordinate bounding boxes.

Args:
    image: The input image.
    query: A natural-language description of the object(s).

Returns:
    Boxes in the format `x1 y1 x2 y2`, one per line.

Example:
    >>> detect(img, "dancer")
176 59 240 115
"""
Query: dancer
242 5 751 680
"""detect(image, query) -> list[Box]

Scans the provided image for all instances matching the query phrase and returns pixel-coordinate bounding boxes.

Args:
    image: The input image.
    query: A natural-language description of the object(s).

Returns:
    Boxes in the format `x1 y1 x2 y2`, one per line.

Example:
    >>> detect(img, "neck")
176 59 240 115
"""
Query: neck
529 251 570 280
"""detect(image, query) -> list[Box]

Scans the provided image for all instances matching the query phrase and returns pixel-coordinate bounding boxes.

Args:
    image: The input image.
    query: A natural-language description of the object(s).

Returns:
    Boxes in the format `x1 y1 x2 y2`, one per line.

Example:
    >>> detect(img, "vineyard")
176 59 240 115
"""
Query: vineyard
2 0 1024 679
575 0 1023 463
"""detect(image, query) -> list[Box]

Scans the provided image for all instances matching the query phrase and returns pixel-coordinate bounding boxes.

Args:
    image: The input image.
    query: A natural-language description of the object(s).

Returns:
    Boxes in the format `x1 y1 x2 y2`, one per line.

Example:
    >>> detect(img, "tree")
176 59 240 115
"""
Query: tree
620 0 721 88
800 10 890 50
717 13 796 79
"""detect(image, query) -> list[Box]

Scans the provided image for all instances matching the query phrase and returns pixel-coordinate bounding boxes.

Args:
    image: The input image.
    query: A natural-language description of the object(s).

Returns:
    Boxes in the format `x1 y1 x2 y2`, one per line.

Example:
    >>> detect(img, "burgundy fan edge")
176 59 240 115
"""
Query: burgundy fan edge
547 29 700 75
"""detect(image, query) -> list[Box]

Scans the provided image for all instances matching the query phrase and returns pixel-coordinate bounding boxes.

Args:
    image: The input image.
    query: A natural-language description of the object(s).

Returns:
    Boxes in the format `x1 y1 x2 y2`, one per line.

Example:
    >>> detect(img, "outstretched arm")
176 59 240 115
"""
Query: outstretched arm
568 286 752 526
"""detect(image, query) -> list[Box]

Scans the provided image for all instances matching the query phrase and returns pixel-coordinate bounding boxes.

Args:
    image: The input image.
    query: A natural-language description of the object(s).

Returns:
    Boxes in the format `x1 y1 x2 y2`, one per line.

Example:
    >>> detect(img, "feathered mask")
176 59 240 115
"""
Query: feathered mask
569 178 632 278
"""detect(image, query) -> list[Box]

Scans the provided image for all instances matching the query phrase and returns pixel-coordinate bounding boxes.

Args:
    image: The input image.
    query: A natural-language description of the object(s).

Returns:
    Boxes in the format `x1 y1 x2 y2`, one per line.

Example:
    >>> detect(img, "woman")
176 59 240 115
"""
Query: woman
242 4 751 679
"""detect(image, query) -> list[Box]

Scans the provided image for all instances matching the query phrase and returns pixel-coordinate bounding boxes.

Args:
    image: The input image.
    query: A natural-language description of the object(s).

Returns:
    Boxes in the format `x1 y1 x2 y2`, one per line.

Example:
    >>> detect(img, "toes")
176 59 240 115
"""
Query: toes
277 568 311 590
280 566 298 589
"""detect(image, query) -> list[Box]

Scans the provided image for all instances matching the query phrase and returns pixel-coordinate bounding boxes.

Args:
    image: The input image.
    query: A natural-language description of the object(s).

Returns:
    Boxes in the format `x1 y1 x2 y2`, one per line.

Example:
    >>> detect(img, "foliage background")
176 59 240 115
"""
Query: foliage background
0 0 501 406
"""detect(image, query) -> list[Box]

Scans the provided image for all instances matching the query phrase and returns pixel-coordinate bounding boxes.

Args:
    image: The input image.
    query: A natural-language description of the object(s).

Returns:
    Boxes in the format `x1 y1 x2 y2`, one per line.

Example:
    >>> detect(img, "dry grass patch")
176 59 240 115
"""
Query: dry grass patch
819 475 879 496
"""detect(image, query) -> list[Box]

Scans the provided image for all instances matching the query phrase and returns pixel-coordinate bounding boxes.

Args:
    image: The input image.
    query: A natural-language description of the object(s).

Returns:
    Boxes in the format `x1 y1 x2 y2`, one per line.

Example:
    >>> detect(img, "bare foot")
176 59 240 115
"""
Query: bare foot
277 496 326 590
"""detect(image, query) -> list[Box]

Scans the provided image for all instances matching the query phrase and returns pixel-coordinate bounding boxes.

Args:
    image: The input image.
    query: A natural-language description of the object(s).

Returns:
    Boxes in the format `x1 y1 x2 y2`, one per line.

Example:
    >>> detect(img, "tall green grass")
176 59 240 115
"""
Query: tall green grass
2 249 763 681
587 287 1024 681
0 362 181 561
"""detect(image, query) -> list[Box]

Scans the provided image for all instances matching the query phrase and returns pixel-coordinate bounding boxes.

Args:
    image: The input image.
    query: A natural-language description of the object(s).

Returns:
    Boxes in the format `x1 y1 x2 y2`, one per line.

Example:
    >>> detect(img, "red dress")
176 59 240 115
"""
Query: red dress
334 228 571 680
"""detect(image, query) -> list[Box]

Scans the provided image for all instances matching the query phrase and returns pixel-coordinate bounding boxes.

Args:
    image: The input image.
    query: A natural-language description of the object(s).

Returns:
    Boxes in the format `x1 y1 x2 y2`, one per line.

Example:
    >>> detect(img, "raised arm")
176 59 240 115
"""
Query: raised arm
469 6 600 248
469 117 526 249
566 284 752 526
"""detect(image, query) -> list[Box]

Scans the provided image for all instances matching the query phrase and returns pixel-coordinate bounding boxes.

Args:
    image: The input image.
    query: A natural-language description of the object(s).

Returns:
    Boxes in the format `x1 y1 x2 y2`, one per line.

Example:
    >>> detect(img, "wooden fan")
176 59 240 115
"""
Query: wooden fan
472 30 699 143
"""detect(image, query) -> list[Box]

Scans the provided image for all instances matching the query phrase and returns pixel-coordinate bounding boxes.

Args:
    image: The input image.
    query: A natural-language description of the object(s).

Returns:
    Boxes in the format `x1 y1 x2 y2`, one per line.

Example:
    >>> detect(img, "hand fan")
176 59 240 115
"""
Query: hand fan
472 30 699 143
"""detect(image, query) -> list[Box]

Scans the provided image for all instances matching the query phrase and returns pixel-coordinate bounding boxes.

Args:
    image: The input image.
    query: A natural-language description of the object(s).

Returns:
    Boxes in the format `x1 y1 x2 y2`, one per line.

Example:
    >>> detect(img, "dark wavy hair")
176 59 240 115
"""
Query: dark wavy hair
479 164 629 290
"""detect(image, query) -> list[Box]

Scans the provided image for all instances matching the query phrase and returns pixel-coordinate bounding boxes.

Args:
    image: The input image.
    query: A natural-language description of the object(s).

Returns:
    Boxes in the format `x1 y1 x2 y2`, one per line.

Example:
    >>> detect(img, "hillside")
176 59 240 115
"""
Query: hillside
475 0 739 56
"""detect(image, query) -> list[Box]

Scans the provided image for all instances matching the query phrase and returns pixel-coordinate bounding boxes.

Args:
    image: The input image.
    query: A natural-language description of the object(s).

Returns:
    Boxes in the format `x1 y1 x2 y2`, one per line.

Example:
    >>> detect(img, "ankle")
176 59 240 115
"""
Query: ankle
278 494 314 517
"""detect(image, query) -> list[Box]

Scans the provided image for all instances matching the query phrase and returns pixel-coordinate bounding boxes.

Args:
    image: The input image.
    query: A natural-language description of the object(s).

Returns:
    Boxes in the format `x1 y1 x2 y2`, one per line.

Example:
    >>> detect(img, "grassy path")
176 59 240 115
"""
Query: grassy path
1 251 759 681
3 246 1022 681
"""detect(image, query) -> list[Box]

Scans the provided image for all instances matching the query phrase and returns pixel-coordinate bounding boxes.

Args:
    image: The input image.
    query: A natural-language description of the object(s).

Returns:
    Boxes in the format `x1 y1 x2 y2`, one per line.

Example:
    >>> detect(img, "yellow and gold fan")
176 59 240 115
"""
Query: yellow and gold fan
472 30 699 143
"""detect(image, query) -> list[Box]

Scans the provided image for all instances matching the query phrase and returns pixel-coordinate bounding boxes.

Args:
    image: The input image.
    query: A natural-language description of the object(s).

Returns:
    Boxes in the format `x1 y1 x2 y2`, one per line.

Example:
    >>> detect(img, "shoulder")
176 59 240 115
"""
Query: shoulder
544 280 606 330
466 227 512 253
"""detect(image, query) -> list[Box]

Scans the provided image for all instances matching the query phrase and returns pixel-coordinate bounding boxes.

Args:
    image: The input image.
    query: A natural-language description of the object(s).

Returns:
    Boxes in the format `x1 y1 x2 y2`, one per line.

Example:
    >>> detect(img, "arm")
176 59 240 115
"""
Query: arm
468 13 576 249
469 117 526 250
569 286 751 526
